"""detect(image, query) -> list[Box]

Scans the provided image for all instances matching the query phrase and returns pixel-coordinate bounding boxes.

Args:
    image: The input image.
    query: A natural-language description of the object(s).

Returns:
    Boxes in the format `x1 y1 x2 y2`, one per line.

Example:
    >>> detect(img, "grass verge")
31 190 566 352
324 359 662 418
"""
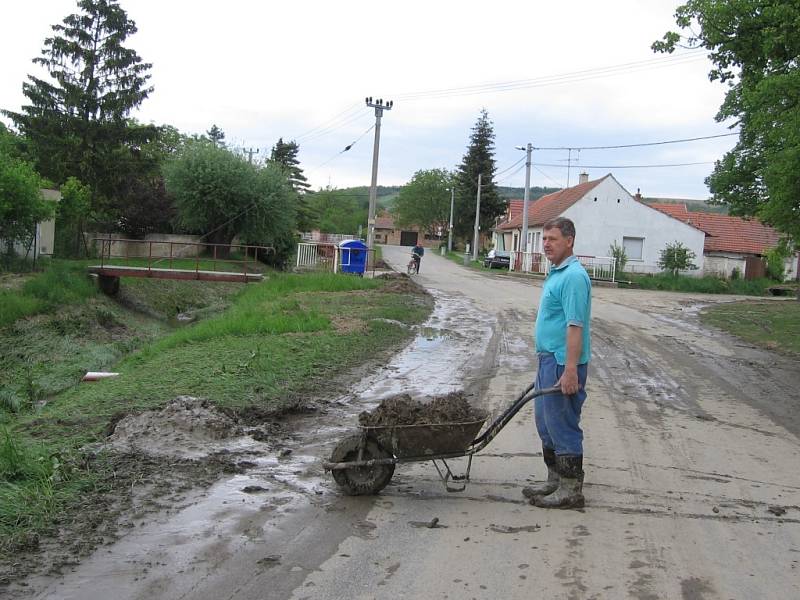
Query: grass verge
622 273 774 295
700 300 800 356
1 271 431 564
0 261 98 327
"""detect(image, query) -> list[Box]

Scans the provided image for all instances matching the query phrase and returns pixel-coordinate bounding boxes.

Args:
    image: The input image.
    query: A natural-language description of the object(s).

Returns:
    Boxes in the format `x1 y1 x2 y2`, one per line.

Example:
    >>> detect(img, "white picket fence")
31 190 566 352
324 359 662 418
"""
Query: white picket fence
296 242 339 271
509 251 616 282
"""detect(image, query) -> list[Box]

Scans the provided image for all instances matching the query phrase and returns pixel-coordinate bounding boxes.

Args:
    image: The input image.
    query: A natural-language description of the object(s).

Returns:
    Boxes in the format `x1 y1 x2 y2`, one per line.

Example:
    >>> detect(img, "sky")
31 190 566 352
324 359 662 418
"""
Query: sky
0 0 738 199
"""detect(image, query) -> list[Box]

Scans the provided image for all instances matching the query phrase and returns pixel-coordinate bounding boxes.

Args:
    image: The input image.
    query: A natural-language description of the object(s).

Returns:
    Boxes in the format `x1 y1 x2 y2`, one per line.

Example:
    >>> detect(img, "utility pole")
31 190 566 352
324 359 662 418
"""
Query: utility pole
365 96 393 266
245 148 259 164
472 173 482 262
447 187 455 253
519 143 532 254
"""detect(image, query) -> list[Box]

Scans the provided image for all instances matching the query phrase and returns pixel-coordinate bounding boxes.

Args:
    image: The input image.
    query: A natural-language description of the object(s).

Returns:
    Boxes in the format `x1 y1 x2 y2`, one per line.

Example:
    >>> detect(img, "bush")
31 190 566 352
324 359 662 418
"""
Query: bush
658 241 697 276
609 241 628 274
764 240 792 282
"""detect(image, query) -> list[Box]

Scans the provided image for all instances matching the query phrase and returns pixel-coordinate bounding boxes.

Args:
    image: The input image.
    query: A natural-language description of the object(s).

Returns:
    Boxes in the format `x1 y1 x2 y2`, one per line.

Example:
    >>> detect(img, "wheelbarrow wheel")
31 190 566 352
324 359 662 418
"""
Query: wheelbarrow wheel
330 435 395 495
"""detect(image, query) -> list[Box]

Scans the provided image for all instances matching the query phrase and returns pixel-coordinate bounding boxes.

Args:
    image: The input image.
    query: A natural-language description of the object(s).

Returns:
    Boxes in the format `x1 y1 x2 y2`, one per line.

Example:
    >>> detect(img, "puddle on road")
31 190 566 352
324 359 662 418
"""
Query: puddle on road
20 288 496 599
355 289 492 401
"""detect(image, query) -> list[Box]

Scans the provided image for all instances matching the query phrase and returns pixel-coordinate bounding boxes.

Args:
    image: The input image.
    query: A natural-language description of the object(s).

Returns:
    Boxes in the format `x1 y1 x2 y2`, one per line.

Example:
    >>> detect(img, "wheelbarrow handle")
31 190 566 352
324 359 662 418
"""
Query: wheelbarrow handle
535 385 564 397
469 384 569 451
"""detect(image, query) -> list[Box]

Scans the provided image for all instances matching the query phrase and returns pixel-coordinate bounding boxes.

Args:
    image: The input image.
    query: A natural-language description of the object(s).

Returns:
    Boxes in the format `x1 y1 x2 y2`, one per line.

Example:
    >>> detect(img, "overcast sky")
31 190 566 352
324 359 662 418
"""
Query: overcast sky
1 0 737 199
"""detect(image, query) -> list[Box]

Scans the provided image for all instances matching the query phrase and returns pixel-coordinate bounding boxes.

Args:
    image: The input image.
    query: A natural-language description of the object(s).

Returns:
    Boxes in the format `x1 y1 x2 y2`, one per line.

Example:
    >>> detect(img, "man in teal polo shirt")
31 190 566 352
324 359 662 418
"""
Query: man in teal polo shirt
523 217 591 509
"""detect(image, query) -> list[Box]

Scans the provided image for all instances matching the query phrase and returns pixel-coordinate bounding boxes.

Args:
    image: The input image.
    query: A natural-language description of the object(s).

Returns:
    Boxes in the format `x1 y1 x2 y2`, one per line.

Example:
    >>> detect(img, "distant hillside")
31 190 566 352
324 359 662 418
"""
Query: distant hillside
497 186 561 201
317 185 400 210
642 197 729 215
327 184 563 210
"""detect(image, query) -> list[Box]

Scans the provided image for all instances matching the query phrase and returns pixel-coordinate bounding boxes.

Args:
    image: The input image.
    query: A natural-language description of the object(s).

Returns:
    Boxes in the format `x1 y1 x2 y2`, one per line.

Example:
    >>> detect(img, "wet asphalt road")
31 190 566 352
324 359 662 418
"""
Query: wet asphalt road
21 246 800 599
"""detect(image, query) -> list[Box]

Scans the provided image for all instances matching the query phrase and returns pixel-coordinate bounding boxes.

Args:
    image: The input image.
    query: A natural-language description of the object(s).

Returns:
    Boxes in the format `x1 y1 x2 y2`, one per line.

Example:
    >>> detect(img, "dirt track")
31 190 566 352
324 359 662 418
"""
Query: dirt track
11 247 800 599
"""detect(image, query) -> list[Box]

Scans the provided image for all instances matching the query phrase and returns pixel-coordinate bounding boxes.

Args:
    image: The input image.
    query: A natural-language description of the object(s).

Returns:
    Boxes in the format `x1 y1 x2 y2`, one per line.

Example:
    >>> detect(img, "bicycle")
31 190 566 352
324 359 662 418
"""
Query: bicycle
407 252 421 275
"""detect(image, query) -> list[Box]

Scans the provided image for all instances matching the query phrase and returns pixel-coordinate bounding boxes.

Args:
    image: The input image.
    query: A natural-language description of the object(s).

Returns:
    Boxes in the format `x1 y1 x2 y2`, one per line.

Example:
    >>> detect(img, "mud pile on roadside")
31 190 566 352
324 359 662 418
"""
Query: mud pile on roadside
375 272 426 295
107 396 242 458
358 392 486 427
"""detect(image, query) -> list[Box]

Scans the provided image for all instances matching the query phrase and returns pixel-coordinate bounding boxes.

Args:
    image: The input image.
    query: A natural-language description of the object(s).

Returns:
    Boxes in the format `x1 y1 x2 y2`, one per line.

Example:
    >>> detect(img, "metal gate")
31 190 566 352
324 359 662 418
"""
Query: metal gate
400 231 418 246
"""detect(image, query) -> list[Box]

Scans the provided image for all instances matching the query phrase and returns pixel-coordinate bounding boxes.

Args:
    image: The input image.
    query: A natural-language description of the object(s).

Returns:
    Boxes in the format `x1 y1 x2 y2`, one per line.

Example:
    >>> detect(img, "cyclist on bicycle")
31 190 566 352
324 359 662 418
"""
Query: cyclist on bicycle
411 243 424 273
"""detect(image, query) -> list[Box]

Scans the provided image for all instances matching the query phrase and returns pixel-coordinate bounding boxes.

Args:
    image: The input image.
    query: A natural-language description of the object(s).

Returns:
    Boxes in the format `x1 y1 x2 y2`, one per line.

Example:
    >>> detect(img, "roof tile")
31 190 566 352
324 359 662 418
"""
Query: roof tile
649 203 783 255
498 176 608 230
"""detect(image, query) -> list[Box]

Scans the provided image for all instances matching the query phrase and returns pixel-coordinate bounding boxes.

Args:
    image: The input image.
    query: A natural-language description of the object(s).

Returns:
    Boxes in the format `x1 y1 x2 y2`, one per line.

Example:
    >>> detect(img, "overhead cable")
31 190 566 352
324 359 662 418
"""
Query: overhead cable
307 124 375 172
293 102 362 142
393 52 706 101
533 132 738 151
495 155 526 176
533 161 714 169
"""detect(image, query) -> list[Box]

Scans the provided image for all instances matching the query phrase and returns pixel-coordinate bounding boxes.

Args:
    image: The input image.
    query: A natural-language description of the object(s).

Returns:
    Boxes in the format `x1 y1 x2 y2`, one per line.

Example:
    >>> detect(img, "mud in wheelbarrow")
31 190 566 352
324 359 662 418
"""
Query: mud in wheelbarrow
324 383 561 495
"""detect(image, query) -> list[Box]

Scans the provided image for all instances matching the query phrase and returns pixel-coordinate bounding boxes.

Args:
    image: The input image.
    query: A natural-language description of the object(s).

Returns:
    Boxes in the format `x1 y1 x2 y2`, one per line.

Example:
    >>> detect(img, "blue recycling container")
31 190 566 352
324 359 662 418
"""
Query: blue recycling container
339 239 368 275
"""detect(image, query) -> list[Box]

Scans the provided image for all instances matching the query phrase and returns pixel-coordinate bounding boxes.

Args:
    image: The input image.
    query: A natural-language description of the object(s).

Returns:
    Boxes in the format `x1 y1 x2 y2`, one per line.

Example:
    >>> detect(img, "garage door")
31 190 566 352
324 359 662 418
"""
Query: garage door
400 231 418 246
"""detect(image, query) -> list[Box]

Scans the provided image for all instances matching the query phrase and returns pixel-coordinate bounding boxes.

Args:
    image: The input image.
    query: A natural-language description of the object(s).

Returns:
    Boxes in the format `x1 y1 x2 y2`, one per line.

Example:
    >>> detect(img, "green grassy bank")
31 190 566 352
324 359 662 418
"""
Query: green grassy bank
0 264 431 562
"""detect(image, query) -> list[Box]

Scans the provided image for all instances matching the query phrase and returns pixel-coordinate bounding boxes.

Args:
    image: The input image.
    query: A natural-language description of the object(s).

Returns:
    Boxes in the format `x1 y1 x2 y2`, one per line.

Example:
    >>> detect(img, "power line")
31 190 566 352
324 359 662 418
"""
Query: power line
307 124 375 172
534 160 714 169
496 162 527 184
293 102 362 142
287 51 706 146
393 52 706 101
532 165 565 188
296 110 372 145
495 155 526 177
533 132 738 151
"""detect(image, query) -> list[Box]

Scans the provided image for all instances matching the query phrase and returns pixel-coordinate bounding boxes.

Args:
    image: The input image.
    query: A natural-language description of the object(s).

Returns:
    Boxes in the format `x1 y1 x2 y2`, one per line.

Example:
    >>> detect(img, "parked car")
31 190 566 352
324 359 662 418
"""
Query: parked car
484 249 511 269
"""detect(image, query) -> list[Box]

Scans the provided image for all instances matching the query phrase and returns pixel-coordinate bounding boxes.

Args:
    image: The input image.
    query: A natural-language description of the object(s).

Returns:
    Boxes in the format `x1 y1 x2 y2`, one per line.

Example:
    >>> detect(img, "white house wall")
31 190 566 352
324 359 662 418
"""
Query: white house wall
704 253 747 279
561 176 706 275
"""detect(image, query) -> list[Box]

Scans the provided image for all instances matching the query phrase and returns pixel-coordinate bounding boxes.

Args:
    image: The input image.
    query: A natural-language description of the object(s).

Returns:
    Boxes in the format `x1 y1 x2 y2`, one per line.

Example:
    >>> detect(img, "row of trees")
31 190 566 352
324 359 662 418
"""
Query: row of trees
0 0 313 268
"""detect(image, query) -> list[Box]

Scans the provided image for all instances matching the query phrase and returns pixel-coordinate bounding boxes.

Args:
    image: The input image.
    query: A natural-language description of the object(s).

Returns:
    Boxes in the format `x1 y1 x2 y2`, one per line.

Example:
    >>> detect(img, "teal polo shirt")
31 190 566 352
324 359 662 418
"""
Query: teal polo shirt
534 255 592 365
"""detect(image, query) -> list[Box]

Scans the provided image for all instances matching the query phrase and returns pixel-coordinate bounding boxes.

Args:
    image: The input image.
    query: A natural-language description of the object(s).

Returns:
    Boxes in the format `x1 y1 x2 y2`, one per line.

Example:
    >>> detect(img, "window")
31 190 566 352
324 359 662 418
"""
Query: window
622 237 644 261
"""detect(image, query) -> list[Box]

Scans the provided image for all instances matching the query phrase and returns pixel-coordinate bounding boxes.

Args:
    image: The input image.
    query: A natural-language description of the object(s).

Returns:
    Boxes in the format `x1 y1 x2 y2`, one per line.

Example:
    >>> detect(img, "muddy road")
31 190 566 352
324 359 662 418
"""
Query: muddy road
14 247 800 599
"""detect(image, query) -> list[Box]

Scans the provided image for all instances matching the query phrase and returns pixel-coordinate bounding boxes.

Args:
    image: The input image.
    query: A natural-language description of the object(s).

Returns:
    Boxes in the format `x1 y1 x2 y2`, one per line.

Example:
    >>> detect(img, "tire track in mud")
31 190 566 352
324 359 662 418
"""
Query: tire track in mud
588 308 800 600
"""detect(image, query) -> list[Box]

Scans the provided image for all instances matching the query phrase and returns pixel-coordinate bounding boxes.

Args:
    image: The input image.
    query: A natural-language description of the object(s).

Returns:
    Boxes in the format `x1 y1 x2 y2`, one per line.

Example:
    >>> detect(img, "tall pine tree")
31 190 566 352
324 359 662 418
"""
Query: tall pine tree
270 137 312 231
2 0 154 211
206 124 226 146
453 109 503 241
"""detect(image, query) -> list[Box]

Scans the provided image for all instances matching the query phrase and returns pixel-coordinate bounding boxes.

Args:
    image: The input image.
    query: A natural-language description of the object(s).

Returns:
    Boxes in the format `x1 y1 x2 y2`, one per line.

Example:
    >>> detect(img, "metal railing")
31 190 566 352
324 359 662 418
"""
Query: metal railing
509 251 616 282
93 238 273 276
299 232 355 244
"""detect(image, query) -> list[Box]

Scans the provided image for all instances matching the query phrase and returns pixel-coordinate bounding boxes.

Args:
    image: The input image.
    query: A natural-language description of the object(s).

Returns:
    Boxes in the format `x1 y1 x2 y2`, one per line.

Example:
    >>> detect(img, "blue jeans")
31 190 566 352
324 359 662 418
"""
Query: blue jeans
534 352 588 456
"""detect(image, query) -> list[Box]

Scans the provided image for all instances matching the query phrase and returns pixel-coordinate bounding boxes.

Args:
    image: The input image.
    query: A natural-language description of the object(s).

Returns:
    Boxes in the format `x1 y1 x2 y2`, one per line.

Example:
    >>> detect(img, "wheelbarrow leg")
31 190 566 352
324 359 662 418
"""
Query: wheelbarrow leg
432 455 474 492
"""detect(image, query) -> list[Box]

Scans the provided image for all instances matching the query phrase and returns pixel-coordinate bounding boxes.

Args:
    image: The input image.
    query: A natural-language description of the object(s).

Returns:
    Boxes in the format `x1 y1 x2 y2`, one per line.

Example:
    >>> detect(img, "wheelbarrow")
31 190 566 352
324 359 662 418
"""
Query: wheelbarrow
324 382 561 495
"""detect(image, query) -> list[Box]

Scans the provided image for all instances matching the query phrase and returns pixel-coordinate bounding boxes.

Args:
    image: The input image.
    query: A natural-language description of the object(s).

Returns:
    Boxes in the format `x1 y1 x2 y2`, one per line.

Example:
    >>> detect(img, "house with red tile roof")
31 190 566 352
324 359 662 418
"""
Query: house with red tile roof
493 173 706 276
649 203 798 280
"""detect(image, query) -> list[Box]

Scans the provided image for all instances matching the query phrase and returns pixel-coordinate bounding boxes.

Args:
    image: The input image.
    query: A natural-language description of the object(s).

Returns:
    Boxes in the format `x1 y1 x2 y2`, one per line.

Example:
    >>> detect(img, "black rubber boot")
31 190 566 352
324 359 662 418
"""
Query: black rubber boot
531 454 585 509
522 447 559 500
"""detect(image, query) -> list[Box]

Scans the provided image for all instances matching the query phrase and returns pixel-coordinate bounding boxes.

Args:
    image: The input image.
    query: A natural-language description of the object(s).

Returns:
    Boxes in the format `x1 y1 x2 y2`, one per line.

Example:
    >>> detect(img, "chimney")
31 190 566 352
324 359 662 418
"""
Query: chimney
578 172 589 184
634 187 643 202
